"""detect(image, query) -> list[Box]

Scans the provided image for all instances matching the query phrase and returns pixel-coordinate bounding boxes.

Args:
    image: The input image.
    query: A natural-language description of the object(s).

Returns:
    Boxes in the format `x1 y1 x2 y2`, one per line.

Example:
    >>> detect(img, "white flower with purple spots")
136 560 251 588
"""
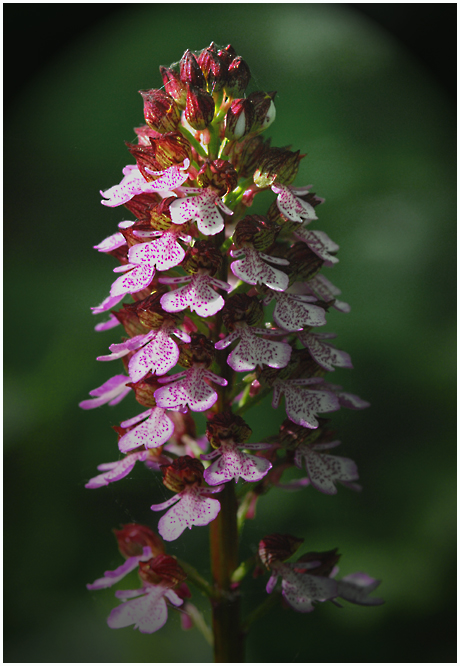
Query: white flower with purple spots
297 332 353 372
86 450 150 489
151 484 224 541
169 187 233 236
294 228 339 266
79 375 131 410
107 583 183 634
311 380 371 411
303 275 350 313
97 325 191 382
230 247 289 292
117 408 175 453
215 325 292 372
264 290 327 331
93 220 134 253
202 441 272 485
294 440 359 495
272 378 341 429
100 160 190 207
154 366 227 413
158 274 231 318
271 183 319 224
266 561 338 613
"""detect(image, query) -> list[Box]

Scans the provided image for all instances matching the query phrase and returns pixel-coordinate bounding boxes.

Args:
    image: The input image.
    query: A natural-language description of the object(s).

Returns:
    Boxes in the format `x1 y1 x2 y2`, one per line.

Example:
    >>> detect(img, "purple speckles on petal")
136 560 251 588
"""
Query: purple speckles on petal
169 188 232 236
151 485 222 541
231 247 289 292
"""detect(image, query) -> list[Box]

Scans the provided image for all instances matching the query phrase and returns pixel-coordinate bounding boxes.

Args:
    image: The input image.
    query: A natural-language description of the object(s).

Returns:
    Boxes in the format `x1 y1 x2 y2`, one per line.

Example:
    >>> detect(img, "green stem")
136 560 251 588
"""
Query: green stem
176 558 215 599
178 124 208 159
209 482 245 662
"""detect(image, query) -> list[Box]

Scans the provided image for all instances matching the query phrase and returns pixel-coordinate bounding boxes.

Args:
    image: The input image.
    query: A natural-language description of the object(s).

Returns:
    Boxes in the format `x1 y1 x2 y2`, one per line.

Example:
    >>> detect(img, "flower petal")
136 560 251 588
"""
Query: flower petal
128 330 180 381
118 407 174 452
107 587 169 633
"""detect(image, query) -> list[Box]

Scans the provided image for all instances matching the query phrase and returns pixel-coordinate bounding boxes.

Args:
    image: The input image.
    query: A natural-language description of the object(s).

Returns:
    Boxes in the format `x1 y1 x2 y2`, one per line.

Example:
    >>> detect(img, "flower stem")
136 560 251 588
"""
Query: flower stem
209 482 245 662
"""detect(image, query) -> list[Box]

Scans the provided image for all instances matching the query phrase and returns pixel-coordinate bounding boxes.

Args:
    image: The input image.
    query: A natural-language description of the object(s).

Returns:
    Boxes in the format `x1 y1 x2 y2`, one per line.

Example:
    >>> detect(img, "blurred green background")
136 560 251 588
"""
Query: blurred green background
4 4 456 663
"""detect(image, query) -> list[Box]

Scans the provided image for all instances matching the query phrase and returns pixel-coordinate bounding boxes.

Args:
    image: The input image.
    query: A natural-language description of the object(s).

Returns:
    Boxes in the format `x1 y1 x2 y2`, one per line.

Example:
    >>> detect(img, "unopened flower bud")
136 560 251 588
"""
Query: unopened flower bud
114 302 150 338
160 66 187 107
277 419 326 450
196 159 238 196
228 134 271 178
182 240 223 276
225 56 251 97
178 332 215 368
253 147 303 188
140 89 181 134
198 43 228 93
221 293 263 331
259 533 304 569
185 84 215 131
286 242 324 282
148 196 175 231
139 554 187 587
136 291 174 329
248 91 276 133
113 523 165 558
225 98 254 140
149 132 192 169
123 193 162 220
233 215 280 251
161 455 205 493
180 49 205 89
206 411 252 449
296 548 341 577
127 376 161 408
125 142 162 181
134 124 163 146
217 44 237 66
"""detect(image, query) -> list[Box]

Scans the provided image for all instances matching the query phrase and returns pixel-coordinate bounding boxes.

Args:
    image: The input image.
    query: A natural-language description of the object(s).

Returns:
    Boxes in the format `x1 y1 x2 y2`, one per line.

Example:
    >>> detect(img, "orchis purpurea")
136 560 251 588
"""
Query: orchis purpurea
82 42 382 662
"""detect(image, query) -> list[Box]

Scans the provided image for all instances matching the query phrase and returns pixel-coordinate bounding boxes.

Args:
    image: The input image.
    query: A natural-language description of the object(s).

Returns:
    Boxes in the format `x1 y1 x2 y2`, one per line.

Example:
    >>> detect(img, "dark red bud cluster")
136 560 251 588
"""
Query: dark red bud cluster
161 455 205 493
160 66 187 107
125 142 162 181
258 533 304 569
206 411 252 449
138 554 187 587
140 89 181 134
247 91 276 133
148 132 192 169
233 215 280 252
253 147 304 189
196 159 238 197
113 523 165 559
225 98 254 140
185 84 215 131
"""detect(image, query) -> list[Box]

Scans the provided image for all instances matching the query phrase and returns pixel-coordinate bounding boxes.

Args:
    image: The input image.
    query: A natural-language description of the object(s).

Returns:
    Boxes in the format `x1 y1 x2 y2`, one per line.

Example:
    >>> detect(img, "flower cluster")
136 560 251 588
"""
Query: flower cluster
82 43 382 650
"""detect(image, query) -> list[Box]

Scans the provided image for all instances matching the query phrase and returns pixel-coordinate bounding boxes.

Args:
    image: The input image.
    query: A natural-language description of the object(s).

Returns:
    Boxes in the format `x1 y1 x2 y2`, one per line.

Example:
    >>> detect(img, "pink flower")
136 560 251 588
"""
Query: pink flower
293 228 339 266
109 253 156 299
202 441 272 485
91 293 125 315
127 229 189 272
159 273 231 318
108 584 183 633
302 274 350 313
215 325 292 372
272 378 340 429
79 374 131 410
266 561 338 613
97 325 191 382
297 332 353 371
271 183 319 224
100 161 190 207
169 187 233 236
230 246 289 292
151 484 223 541
94 313 120 332
154 367 227 412
87 546 153 590
264 290 326 331
93 220 134 252
117 408 175 453
336 572 384 606
85 450 149 489
294 440 359 495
